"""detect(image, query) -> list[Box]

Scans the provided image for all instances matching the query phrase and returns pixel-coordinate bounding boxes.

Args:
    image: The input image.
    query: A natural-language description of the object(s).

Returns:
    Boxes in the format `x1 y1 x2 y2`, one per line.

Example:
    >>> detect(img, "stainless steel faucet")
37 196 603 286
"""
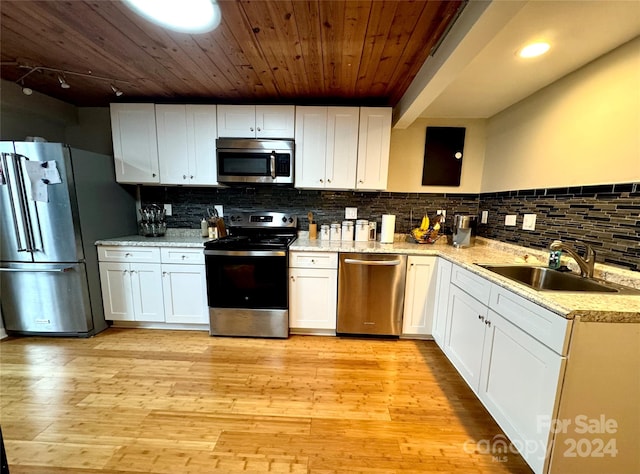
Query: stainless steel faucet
549 240 596 278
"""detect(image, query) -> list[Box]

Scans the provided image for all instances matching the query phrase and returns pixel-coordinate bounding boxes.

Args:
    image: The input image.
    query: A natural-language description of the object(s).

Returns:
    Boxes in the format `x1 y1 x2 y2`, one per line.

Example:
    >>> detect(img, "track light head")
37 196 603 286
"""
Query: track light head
58 75 70 89
22 86 33 96
111 84 124 97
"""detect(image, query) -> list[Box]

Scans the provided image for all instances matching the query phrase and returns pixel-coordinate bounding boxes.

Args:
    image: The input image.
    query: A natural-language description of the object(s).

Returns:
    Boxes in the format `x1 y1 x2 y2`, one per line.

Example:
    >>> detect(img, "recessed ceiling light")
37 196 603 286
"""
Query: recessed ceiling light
123 0 221 34
518 42 551 59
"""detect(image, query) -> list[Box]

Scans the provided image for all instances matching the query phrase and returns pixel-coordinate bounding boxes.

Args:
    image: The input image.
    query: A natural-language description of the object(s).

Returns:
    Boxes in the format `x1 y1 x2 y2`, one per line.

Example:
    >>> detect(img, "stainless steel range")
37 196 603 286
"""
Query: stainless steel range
204 211 297 338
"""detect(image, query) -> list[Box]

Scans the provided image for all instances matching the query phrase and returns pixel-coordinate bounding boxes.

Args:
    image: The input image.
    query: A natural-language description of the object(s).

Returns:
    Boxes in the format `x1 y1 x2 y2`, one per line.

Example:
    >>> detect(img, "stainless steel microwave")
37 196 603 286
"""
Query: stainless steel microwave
216 138 294 185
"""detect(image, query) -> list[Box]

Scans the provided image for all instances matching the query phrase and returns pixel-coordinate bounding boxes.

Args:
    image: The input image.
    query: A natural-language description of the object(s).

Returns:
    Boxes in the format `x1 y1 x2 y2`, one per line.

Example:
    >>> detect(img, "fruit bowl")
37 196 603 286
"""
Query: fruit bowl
409 227 441 244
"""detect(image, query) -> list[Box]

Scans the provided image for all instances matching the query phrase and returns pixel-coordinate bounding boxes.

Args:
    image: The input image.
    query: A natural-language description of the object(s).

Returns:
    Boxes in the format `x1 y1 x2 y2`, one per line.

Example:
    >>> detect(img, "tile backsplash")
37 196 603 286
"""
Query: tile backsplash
141 181 639 272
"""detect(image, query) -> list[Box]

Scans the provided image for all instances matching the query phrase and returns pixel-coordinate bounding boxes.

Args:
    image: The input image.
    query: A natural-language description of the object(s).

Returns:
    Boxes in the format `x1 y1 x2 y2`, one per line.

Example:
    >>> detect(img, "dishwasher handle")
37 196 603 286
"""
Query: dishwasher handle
343 258 402 266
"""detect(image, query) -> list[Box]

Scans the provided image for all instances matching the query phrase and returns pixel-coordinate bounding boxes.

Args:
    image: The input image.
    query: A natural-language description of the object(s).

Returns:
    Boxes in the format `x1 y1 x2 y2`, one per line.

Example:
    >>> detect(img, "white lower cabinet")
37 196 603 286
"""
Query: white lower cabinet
431 257 452 347
402 255 437 337
98 245 208 327
99 261 164 322
288 251 338 333
442 263 571 474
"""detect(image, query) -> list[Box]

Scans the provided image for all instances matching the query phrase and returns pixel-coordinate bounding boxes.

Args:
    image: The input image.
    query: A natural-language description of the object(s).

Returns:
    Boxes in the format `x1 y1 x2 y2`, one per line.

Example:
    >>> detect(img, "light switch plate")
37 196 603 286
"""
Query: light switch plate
522 213 536 231
163 203 172 216
215 205 224 217
481 210 488 224
505 214 517 226
345 207 357 219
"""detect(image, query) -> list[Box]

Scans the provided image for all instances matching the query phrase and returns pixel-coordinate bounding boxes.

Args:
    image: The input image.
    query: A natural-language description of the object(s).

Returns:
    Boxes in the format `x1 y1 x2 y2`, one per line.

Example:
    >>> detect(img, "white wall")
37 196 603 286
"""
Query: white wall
481 37 640 193
387 118 487 193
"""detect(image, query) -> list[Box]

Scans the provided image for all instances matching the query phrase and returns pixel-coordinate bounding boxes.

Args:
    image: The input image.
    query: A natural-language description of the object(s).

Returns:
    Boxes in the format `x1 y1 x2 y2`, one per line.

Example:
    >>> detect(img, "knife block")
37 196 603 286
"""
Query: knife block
309 223 317 240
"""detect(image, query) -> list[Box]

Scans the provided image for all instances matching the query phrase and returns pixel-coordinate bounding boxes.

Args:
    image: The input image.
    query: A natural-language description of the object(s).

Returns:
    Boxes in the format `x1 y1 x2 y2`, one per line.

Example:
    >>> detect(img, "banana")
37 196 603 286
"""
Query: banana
420 215 430 231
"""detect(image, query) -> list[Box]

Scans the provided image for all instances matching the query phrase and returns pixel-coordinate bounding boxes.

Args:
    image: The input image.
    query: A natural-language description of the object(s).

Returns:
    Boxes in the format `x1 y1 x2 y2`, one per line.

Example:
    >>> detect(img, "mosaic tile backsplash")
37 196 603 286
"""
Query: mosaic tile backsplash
141 182 639 272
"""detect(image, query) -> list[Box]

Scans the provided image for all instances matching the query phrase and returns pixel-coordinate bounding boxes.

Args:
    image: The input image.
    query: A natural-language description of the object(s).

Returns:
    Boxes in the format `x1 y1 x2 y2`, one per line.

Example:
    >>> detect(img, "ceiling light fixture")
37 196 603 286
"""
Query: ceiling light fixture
518 42 551 59
7 64 132 98
122 0 221 34
111 84 124 97
58 74 71 89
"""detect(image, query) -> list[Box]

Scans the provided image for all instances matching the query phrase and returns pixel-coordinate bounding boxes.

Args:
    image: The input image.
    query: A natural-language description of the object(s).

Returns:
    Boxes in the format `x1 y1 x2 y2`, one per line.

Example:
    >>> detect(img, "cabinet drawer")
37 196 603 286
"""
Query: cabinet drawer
289 251 338 269
160 247 205 264
450 264 492 306
98 246 160 263
489 285 572 355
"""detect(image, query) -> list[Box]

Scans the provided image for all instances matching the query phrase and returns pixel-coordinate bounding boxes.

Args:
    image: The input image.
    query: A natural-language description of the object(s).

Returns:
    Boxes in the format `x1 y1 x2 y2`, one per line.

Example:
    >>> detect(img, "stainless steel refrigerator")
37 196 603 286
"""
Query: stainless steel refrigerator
0 141 137 336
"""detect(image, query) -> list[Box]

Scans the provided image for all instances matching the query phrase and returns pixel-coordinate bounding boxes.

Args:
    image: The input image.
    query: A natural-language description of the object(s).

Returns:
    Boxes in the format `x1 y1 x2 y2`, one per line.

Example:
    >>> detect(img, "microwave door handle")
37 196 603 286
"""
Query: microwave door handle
270 153 276 179
1 153 33 252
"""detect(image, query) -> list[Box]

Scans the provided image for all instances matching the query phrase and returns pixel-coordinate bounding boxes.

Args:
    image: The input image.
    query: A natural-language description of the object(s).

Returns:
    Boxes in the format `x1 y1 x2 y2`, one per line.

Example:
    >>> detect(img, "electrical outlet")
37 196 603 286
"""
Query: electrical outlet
481 210 488 224
215 205 224 217
522 213 537 231
345 207 357 219
163 203 172 216
436 210 446 218
505 214 517 226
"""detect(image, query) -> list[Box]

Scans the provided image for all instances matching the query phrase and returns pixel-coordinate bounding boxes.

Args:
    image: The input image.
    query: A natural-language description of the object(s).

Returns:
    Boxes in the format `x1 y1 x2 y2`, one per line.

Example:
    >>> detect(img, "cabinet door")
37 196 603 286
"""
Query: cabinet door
289 267 337 330
162 264 208 324
325 107 359 189
186 105 218 185
402 256 437 336
432 258 452 347
444 285 488 392
110 104 159 184
130 263 164 322
479 310 565 474
99 262 134 321
217 105 256 138
294 106 328 189
156 104 189 185
256 105 295 139
356 107 391 190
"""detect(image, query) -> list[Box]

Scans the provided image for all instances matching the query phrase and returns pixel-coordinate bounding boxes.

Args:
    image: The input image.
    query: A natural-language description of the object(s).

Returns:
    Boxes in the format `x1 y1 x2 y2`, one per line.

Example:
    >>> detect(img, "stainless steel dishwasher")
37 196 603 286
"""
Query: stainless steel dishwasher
337 253 407 336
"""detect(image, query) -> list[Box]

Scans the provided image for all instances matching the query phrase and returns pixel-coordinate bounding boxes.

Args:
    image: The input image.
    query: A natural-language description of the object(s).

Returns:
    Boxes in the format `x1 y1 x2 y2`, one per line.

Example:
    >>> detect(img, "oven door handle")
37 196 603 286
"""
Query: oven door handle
205 249 286 257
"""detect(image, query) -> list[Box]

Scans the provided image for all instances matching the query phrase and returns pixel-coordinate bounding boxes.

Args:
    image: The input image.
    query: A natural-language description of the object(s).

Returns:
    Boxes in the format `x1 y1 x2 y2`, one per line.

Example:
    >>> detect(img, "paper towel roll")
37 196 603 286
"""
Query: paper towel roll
380 214 396 243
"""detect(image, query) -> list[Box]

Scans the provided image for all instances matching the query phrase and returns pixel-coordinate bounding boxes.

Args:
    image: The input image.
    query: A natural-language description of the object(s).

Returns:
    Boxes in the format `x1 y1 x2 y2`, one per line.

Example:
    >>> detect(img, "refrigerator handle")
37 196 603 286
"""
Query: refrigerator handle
14 153 43 252
2 153 31 252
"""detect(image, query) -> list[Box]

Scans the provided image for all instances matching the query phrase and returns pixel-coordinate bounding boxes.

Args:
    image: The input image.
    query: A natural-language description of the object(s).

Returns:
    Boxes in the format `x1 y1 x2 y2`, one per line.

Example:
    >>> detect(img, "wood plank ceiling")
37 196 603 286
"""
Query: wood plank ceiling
0 0 464 107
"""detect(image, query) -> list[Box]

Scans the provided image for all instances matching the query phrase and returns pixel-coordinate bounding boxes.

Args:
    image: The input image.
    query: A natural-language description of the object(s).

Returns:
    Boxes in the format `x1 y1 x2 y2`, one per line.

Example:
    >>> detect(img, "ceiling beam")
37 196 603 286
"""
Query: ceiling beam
392 0 527 129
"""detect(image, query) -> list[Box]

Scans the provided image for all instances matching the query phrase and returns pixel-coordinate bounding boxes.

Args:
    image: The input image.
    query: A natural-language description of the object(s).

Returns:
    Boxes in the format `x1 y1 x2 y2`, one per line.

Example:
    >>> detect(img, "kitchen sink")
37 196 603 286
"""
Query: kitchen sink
477 264 640 294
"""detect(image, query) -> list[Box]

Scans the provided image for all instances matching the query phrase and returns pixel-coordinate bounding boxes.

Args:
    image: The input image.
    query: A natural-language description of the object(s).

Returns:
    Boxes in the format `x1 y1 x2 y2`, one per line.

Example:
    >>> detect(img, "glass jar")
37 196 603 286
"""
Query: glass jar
330 223 341 241
341 220 354 241
320 224 330 240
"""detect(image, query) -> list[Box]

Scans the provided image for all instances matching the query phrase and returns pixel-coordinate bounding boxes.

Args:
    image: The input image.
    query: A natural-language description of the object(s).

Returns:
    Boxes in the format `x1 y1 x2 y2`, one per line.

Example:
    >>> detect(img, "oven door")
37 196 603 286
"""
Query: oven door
204 249 289 338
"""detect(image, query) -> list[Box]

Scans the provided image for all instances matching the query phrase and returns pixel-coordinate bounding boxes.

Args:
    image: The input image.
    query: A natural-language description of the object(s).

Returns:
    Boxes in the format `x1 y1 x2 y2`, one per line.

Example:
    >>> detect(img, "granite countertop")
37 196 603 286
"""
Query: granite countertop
96 230 640 323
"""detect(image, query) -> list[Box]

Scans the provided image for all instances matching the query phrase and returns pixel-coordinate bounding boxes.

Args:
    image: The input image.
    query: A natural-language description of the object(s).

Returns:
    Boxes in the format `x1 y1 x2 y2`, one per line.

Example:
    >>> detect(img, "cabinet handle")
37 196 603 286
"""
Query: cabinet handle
183 175 187 179
319 179 324 183
250 127 254 132
257 127 261 131
190 175 194 179
485 320 491 327
358 179 364 184
181 255 186 260
478 315 484 322
290 276 295 281
123 269 129 274
163 271 168 276
152 173 157 177
125 253 132 258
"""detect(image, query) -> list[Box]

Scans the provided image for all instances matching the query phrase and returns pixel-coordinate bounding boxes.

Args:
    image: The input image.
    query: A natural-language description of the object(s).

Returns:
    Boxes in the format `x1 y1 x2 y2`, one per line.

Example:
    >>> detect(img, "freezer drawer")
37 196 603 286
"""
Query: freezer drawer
0 262 93 335
337 253 407 336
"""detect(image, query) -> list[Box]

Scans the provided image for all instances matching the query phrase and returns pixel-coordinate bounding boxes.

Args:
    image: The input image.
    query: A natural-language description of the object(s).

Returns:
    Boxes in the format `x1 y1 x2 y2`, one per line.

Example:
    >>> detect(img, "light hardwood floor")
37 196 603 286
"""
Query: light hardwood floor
1 329 532 473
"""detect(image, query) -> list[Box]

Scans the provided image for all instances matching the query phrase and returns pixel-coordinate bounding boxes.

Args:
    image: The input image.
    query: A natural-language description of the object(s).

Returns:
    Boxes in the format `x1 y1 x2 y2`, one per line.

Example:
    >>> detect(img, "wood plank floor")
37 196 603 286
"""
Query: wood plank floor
1 329 532 473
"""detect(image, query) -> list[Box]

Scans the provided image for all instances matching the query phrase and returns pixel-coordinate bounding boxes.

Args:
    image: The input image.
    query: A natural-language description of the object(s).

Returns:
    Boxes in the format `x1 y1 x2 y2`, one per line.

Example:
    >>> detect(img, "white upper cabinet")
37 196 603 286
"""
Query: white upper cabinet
156 104 218 185
356 107 392 190
110 103 160 184
217 105 294 138
295 106 359 189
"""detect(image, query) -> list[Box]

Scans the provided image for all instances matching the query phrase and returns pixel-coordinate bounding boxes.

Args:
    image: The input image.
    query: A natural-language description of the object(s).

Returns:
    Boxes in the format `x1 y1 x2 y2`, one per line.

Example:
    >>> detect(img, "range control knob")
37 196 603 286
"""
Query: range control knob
282 216 287 223
288 217 294 223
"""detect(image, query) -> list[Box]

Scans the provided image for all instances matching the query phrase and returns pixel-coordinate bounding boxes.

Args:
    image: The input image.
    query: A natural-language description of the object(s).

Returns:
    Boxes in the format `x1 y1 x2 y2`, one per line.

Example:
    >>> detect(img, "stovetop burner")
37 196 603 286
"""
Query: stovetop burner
204 211 297 251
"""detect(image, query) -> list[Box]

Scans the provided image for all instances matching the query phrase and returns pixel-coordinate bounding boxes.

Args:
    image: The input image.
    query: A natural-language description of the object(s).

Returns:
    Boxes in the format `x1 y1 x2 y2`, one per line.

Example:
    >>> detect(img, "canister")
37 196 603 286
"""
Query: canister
330 223 341 241
320 224 330 240
355 220 369 241
368 221 377 241
341 220 354 241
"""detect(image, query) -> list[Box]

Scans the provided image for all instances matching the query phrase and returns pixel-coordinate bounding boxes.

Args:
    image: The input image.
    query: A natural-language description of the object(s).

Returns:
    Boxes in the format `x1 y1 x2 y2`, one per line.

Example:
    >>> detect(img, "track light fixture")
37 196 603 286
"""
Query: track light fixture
58 74 71 89
111 84 124 97
4 63 132 98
